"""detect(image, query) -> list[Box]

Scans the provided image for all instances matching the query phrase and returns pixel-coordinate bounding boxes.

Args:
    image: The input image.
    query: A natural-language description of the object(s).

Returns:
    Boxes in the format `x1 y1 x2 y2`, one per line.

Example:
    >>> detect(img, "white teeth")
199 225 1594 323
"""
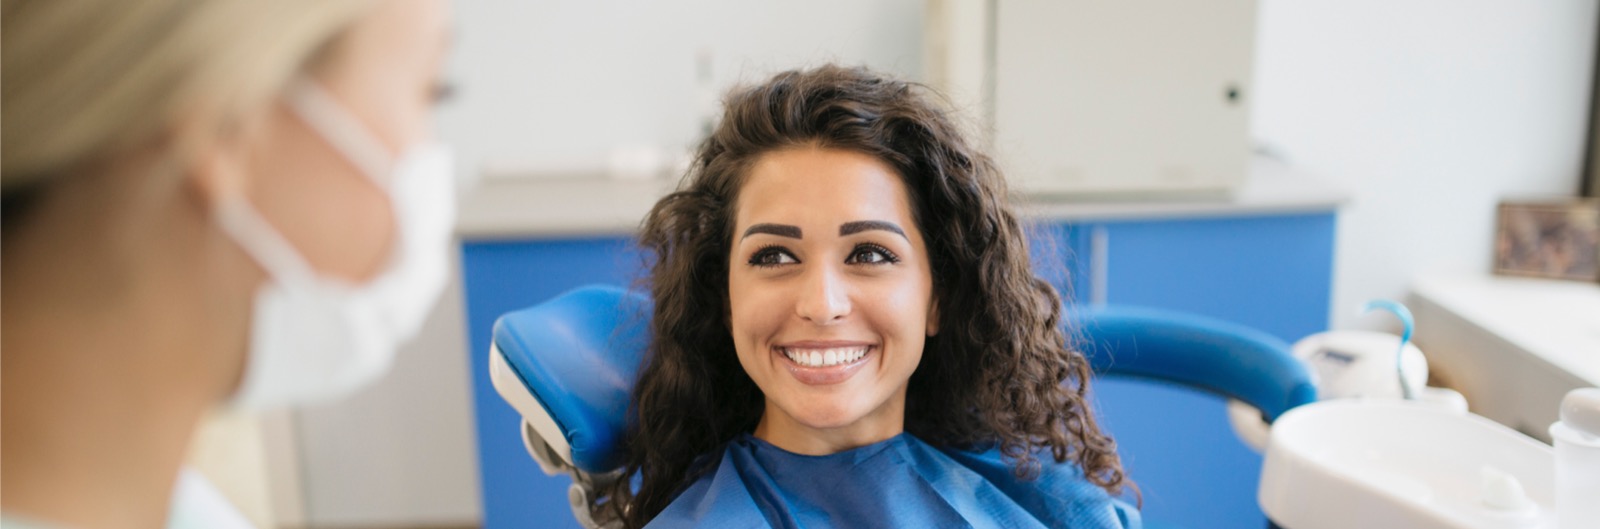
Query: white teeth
782 346 869 367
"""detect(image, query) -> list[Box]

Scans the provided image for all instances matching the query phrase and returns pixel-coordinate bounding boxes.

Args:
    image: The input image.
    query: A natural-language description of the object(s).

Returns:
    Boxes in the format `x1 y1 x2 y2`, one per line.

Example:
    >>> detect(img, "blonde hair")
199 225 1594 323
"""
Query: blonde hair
1 0 377 196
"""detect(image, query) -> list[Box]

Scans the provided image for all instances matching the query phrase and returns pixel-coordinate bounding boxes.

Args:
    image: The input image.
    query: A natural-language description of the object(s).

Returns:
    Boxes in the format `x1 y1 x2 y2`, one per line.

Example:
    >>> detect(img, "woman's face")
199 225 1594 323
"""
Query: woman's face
242 0 452 282
728 146 937 454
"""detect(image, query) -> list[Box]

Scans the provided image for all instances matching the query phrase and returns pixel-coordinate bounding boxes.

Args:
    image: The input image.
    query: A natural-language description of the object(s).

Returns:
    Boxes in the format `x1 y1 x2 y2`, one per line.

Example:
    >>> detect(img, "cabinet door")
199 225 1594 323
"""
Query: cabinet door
1102 214 1335 339
1026 220 1095 305
461 237 643 529
1088 213 1335 527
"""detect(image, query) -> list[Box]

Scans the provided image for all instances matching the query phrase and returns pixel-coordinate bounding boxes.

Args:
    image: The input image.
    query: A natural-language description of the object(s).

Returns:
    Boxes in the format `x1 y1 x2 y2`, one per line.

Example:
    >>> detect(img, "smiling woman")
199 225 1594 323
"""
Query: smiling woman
597 65 1136 528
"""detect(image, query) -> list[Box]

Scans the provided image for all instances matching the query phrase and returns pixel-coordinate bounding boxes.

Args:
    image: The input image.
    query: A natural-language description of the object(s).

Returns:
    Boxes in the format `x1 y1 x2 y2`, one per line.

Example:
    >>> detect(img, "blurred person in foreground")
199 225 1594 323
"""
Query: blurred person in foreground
2 0 457 527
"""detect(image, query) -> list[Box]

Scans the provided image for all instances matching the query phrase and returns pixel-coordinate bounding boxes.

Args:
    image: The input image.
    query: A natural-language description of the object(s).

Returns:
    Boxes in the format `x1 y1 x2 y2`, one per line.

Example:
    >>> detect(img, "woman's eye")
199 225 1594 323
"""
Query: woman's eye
749 247 798 267
846 244 900 265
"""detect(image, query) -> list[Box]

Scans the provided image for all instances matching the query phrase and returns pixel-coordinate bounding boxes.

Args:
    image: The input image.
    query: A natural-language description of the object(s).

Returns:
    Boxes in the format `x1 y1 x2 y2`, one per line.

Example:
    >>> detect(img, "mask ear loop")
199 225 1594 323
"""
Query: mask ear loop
1362 299 1416 400
284 78 395 185
218 80 401 292
215 188 325 288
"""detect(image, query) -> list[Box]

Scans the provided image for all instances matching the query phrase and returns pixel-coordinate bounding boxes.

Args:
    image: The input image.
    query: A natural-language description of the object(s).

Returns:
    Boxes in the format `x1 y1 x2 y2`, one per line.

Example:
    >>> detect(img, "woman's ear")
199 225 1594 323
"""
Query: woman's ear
180 106 270 213
184 140 250 216
926 295 940 336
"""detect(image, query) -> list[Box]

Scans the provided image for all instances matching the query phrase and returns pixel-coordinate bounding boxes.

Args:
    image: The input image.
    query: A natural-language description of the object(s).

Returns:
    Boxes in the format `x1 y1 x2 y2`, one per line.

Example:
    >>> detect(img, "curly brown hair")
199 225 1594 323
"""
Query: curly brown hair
601 64 1123 528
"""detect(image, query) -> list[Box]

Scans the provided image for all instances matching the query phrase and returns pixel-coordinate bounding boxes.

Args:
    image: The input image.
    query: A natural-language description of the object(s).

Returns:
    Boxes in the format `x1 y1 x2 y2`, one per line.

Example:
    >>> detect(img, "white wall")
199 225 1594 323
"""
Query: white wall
289 1 925 526
438 0 926 182
1252 0 1597 330
291 261 479 527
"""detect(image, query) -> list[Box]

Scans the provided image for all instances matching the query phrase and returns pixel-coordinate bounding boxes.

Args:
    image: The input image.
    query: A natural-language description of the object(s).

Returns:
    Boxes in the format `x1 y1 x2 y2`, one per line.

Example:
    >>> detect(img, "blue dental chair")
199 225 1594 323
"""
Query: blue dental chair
487 285 1317 528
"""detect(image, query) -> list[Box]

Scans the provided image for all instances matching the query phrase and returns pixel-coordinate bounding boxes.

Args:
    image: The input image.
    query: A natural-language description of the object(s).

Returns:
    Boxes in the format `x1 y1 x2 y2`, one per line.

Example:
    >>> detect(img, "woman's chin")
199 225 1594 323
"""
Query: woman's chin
777 398 875 432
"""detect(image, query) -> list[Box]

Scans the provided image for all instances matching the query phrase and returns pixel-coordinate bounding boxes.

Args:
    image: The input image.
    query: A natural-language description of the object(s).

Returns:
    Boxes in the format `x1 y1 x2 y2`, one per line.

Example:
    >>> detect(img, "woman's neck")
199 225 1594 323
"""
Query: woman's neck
0 169 258 528
752 386 909 455
1 329 210 528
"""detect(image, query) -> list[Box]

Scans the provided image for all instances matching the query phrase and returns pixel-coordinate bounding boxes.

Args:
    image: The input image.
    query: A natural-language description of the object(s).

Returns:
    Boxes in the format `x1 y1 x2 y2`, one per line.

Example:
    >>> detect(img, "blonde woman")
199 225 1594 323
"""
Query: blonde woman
2 0 456 527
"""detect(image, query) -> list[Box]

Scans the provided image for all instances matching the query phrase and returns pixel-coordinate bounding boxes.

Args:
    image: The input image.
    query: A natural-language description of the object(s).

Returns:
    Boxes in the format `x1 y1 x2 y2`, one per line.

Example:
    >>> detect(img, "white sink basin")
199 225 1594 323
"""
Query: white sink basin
1261 400 1557 529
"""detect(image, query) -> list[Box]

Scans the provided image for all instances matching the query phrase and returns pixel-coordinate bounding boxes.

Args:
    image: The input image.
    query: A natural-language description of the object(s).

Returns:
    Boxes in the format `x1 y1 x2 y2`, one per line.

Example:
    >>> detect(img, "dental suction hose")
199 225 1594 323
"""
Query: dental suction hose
1551 387 1600 529
1361 300 1416 401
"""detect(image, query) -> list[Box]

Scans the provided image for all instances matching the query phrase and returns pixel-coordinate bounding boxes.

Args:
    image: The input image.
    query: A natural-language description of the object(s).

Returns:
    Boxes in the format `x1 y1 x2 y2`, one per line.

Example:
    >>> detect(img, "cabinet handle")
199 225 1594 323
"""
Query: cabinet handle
1091 225 1109 305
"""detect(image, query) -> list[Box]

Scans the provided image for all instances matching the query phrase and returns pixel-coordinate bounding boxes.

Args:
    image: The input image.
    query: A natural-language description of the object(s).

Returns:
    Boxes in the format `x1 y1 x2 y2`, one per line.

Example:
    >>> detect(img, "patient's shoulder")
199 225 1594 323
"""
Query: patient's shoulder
643 450 766 529
932 441 1141 529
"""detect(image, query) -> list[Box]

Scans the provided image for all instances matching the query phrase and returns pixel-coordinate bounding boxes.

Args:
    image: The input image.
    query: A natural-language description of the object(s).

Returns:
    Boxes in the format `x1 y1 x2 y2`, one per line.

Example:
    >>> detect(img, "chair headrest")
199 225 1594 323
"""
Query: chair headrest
489 285 650 474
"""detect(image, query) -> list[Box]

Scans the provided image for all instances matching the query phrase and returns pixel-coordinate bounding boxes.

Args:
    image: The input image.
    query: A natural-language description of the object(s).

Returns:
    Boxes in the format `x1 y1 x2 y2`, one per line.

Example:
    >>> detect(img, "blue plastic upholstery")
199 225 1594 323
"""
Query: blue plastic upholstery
490 285 650 473
493 285 1316 476
1068 305 1316 422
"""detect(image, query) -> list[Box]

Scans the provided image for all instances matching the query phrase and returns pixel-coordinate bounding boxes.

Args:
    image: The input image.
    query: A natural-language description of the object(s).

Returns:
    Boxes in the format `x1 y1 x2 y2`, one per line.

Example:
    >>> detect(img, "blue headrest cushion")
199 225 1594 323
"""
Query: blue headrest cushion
491 285 651 473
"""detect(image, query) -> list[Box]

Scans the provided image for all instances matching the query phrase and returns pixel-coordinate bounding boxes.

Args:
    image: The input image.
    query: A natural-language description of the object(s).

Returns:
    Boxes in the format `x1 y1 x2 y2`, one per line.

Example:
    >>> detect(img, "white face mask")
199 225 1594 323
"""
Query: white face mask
218 79 455 410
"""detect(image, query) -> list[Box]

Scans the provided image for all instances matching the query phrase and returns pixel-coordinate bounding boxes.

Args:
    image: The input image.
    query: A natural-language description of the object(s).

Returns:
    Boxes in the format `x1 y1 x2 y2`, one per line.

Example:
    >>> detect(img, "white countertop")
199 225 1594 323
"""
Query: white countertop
456 155 1348 239
1412 274 1600 387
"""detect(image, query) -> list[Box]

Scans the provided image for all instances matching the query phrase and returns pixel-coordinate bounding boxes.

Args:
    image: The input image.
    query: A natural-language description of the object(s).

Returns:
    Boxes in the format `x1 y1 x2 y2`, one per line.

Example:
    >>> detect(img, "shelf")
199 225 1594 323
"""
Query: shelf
1410 273 1600 441
455 155 1348 239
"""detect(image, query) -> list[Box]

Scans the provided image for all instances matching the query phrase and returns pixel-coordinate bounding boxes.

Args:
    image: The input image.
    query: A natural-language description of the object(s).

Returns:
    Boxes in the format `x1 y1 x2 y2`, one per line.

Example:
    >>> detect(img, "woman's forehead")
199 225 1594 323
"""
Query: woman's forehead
734 147 916 231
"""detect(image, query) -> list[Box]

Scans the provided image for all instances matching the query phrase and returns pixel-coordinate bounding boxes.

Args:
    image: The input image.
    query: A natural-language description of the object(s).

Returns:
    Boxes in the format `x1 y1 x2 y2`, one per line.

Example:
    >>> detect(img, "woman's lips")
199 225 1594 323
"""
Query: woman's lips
773 342 875 386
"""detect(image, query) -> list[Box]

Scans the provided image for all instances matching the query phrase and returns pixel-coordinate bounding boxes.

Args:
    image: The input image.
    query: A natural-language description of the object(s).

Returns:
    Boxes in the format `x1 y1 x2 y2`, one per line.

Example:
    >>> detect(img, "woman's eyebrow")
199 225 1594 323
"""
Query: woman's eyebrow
840 220 907 240
741 223 802 240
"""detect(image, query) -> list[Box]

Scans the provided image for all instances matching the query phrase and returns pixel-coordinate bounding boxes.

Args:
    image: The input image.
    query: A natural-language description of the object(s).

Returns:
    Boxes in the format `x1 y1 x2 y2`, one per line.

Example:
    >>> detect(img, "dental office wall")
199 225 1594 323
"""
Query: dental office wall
277 0 1597 527
1252 0 1597 331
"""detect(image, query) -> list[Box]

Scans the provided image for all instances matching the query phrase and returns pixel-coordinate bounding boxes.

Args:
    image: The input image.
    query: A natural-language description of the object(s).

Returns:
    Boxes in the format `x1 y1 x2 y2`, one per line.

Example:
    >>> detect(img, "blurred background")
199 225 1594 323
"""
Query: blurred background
190 0 1600 528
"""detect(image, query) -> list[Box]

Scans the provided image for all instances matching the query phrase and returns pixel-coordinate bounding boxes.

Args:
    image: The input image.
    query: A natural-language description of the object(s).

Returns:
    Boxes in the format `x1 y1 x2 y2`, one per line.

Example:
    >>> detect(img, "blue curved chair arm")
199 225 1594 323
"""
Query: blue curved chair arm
1067 305 1316 422
490 286 1317 479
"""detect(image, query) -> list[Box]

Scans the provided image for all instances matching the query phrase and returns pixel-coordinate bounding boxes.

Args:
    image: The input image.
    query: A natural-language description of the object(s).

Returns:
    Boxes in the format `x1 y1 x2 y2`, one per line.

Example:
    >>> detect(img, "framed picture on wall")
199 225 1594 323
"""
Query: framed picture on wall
1492 199 1600 281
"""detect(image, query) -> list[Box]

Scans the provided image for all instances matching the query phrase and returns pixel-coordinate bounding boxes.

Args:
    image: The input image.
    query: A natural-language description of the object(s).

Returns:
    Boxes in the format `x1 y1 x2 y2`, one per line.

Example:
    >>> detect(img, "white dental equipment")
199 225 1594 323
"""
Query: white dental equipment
1242 300 1599 528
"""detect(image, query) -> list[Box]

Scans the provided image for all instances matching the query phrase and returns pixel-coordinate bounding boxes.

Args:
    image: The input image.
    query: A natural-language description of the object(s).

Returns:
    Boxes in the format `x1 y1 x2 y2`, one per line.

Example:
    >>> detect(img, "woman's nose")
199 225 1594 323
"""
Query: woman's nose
795 265 851 324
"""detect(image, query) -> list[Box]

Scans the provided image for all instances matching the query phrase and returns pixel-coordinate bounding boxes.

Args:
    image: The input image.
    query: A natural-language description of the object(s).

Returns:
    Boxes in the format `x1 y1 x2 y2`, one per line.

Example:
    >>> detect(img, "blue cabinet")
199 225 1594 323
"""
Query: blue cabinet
461 237 644 529
1082 214 1335 527
461 211 1335 528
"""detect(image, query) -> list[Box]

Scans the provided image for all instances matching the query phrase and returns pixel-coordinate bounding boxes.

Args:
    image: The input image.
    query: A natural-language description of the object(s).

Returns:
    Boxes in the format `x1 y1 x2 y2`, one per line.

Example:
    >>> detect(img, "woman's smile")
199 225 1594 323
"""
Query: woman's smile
773 340 876 385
